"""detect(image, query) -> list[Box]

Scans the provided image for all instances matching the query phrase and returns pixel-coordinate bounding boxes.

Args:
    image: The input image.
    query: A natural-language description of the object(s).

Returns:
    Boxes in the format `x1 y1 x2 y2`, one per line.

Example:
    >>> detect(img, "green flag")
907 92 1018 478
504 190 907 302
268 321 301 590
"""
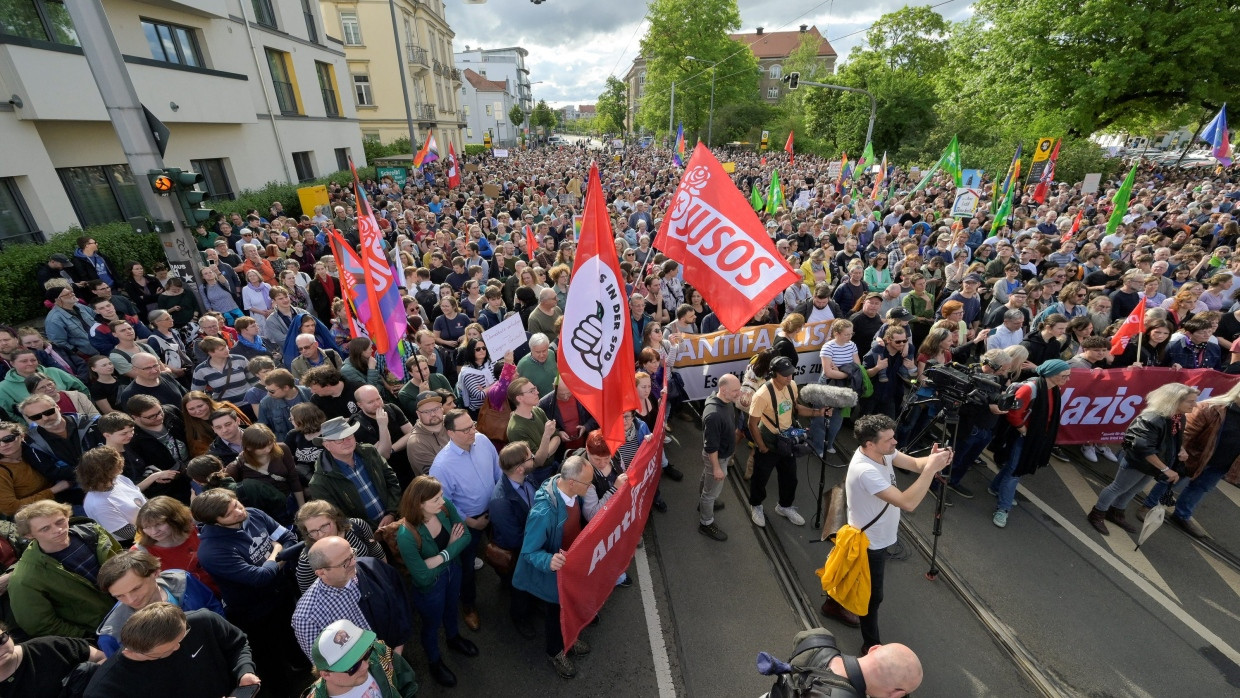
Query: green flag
856 141 875 173
766 170 785 215
911 135 962 194
1105 162 1140 237
750 182 764 211
989 185 1015 238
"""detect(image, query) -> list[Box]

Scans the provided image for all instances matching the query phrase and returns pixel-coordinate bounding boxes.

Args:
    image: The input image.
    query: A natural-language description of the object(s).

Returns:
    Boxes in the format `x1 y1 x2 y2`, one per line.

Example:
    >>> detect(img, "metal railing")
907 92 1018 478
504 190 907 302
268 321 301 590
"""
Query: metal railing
414 103 436 121
406 45 428 68
450 67 461 81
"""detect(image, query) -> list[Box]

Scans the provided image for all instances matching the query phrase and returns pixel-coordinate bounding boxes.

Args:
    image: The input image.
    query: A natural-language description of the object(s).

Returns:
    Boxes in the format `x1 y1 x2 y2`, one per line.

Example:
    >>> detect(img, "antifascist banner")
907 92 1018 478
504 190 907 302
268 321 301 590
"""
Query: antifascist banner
672 321 837 400
558 369 667 651
1056 368 1240 444
655 145 800 333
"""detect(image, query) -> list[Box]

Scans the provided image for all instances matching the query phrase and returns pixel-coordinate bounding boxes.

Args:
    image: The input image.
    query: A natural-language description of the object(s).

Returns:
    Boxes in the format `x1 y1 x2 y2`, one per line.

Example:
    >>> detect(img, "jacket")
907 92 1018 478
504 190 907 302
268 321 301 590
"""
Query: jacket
129 406 189 467
0 366 89 415
26 413 102 484
196 507 298 620
45 304 100 357
1122 412 1182 478
304 641 418 698
537 390 599 440
257 387 313 440
1182 402 1240 484
355 555 414 648
71 250 117 286
488 477 532 551
1019 332 1066 371
1165 336 1223 370
307 443 402 526
96 569 224 656
512 475 585 604
394 498 471 592
9 519 121 637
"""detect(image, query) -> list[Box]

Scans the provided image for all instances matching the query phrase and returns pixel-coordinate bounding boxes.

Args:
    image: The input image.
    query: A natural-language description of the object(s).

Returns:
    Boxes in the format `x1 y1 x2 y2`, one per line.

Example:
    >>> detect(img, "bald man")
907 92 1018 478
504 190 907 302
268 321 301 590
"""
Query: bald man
698 373 742 541
826 642 922 697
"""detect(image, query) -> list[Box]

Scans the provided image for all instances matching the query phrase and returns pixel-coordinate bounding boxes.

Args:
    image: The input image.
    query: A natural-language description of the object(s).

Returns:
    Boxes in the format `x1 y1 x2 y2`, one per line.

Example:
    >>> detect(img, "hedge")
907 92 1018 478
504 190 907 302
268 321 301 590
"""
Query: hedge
210 166 378 221
464 144 488 157
0 222 165 325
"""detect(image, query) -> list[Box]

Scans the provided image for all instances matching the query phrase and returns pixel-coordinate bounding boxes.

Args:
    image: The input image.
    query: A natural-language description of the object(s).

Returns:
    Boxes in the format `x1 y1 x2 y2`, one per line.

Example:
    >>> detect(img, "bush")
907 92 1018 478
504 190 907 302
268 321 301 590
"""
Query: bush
210 166 378 222
464 144 488 157
0 222 165 325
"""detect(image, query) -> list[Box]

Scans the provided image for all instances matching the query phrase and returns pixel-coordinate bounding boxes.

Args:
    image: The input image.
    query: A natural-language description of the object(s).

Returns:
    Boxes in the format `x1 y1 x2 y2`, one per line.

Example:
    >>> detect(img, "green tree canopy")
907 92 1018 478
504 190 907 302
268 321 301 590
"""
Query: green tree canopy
596 76 628 134
508 104 526 131
530 100 556 131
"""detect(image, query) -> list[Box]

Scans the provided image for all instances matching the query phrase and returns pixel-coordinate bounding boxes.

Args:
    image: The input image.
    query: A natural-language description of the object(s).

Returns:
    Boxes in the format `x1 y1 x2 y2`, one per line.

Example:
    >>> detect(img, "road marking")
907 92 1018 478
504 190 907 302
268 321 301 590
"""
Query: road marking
635 544 676 698
1196 547 1240 607
1215 480 1240 509
1049 461 1179 601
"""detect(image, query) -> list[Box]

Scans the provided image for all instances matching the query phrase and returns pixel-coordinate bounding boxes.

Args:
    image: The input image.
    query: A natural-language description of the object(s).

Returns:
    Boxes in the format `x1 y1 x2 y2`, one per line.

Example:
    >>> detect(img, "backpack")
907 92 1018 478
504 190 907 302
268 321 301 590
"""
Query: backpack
415 285 439 315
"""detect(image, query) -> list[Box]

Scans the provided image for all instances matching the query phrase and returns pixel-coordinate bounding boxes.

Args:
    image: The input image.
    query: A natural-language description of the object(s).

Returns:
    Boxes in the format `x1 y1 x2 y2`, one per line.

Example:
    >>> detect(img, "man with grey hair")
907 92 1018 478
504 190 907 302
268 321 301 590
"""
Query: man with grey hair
698 375 741 541
987 309 1027 350
237 242 275 285
518 333 558 397
528 288 563 344
291 536 412 660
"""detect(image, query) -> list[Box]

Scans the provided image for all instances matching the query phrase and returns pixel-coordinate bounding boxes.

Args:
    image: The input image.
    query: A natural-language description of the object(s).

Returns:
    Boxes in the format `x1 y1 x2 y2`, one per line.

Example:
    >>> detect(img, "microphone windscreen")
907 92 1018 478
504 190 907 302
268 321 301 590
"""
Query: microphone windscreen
799 383 858 409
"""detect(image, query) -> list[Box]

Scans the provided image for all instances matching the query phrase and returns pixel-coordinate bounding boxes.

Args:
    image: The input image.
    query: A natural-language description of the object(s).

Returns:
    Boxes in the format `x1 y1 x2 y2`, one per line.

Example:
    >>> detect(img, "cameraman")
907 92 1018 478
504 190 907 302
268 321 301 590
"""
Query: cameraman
747 357 823 528
932 350 1012 500
767 628 924 698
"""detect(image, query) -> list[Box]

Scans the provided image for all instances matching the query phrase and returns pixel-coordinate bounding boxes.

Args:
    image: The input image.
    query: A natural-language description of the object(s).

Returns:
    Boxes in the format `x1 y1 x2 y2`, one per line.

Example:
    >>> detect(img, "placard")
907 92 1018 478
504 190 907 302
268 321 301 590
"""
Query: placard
493 148 510 158
481 313 526 359
465 163 480 173
962 169 983 187
1081 173 1102 195
951 187 982 217
482 183 501 198
721 162 736 173
296 185 329 218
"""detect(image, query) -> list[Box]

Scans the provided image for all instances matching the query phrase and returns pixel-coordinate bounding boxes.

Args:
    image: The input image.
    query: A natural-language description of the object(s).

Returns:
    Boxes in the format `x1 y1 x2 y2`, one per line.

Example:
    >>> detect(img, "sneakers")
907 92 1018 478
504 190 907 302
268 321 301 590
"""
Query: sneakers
1051 447 1070 461
1081 445 1098 462
751 505 766 527
826 444 837 454
1170 515 1211 539
653 494 668 513
699 522 728 541
1100 447 1118 462
775 505 806 526
946 482 975 499
474 558 484 571
663 464 684 482
570 638 591 656
992 510 1009 528
615 574 633 588
549 652 576 679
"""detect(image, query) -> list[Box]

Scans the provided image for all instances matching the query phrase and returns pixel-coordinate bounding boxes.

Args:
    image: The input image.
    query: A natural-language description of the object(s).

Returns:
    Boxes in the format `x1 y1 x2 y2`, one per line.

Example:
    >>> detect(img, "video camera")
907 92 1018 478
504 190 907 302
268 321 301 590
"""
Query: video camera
923 363 1019 411
758 628 865 698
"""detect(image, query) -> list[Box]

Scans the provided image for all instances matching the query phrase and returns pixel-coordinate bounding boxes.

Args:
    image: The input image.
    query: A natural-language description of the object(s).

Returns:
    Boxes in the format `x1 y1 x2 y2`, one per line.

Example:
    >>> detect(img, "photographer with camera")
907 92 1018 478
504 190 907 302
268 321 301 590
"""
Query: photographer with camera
929 350 1013 501
747 357 824 528
989 359 1070 529
761 627 923 698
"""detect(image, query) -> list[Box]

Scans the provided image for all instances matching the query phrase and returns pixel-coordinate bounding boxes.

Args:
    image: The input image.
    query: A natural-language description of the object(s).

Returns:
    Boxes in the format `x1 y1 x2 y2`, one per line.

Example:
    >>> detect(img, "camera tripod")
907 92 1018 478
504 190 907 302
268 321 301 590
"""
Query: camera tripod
898 395 964 581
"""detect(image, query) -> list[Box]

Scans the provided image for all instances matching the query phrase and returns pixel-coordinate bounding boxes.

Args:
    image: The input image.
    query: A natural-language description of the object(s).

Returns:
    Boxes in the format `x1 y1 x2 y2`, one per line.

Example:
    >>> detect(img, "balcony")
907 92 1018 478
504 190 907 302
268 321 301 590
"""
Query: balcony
406 45 428 71
432 58 443 75
456 110 466 124
450 67 461 82
414 103 436 122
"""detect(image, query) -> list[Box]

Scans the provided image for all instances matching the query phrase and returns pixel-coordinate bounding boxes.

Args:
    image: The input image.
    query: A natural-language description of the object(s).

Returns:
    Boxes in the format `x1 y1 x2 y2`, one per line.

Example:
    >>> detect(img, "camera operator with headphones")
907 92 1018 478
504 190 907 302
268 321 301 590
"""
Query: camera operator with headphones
762 627 924 698
747 356 825 529
930 349 1013 501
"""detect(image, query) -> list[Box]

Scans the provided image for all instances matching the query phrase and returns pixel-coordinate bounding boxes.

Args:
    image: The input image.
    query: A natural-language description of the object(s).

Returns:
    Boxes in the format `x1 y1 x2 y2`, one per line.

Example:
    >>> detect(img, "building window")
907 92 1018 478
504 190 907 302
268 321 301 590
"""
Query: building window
265 48 300 115
57 165 147 228
335 148 351 172
466 128 472 138
484 103 492 116
0 0 78 46
352 74 373 107
639 71 646 85
190 159 234 201
0 178 42 246
292 152 315 183
140 19 202 67
340 12 362 46
252 0 277 29
315 61 340 117
362 131 381 142
767 86 780 99
300 0 318 43
769 64 782 79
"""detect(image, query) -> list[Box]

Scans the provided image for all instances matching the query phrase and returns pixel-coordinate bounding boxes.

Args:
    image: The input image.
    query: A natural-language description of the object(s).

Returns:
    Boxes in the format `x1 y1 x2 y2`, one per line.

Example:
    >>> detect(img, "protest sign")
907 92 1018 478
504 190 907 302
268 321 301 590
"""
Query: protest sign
480 313 526 360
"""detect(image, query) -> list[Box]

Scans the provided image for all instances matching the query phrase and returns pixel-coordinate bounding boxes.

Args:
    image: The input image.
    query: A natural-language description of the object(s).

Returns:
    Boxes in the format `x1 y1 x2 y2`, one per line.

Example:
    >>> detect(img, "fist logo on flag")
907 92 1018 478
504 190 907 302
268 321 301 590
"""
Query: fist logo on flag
562 261 625 388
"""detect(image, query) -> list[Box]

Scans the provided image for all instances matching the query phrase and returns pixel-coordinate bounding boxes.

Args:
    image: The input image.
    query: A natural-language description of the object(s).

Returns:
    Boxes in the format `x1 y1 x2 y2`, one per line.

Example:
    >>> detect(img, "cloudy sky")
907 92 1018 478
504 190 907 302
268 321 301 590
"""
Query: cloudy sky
448 0 974 108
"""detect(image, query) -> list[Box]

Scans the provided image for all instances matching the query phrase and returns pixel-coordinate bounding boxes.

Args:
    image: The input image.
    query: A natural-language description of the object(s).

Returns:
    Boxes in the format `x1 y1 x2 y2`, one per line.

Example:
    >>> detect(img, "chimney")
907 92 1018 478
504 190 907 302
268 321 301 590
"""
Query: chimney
756 27 763 35
800 24 808 33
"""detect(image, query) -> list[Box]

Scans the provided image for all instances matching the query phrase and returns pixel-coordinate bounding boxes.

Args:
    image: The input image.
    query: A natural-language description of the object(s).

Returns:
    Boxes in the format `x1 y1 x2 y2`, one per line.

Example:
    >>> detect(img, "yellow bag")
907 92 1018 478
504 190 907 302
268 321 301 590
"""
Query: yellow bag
814 503 889 617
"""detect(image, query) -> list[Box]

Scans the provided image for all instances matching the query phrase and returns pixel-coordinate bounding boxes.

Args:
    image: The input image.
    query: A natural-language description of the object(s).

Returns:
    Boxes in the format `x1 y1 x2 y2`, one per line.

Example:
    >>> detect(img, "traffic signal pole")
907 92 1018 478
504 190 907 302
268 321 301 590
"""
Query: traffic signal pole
786 74 877 147
63 0 207 301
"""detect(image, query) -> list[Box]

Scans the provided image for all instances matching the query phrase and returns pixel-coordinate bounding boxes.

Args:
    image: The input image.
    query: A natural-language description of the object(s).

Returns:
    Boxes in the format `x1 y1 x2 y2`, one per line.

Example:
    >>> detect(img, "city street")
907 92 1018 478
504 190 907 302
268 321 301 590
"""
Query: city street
408 416 1240 697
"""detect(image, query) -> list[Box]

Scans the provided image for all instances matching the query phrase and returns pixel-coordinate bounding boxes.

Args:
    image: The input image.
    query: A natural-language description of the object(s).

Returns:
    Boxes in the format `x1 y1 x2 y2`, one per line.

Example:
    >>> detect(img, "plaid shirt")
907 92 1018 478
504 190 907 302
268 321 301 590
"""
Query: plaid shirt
338 454 385 522
292 576 370 658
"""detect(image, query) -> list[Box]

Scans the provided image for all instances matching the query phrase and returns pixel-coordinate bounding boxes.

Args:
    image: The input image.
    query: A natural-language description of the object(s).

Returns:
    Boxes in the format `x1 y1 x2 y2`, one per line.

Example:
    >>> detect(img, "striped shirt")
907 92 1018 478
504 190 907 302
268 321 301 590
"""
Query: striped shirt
819 340 858 369
295 518 386 593
191 354 256 404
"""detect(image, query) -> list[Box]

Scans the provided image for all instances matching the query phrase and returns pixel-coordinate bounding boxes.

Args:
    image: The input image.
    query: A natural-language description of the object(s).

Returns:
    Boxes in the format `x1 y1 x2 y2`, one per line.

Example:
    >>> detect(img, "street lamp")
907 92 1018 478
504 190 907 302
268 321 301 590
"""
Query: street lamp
686 55 717 147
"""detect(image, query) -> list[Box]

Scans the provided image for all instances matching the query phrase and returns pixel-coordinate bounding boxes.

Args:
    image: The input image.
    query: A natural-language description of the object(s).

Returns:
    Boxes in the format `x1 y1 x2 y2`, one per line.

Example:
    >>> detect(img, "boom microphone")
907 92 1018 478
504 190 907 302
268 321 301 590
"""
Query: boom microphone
798 384 858 410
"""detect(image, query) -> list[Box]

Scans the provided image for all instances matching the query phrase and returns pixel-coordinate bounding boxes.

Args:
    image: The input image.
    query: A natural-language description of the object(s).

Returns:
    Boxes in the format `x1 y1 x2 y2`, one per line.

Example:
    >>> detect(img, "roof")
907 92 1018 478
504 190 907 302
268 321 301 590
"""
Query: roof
578 105 596 113
463 69 508 92
728 26 836 59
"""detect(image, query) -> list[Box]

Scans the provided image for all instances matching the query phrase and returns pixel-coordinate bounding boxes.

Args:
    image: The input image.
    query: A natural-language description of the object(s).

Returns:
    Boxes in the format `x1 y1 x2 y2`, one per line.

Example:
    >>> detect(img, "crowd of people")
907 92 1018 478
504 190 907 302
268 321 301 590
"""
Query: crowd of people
0 135 1236 696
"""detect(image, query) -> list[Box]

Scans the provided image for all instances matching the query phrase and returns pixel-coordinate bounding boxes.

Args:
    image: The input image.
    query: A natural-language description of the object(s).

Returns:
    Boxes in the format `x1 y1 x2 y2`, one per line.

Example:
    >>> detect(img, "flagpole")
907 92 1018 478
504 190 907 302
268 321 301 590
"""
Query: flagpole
1174 109 1212 168
1136 325 1143 365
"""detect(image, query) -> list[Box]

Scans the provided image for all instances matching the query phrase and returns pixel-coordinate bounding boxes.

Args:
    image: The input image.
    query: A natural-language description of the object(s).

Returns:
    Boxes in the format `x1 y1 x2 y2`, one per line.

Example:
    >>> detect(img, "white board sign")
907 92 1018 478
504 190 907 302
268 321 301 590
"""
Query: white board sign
493 148 510 158
1081 173 1102 195
950 187 982 217
481 313 526 360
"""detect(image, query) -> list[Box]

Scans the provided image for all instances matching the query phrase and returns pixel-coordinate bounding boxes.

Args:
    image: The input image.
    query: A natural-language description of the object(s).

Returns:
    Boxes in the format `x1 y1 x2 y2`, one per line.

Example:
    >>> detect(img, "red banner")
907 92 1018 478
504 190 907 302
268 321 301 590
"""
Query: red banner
557 371 666 650
1057 368 1240 444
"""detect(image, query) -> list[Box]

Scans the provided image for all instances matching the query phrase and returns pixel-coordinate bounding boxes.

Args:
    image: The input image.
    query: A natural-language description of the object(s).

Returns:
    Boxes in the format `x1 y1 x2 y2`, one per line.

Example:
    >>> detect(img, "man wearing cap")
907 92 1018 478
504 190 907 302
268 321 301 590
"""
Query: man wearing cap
747 356 823 528
292 536 412 662
306 619 418 698
36 252 80 290
944 274 985 330
407 391 451 478
850 294 885 353
984 285 1031 330
430 409 503 631
44 286 100 357
308 417 403 529
989 359 1069 528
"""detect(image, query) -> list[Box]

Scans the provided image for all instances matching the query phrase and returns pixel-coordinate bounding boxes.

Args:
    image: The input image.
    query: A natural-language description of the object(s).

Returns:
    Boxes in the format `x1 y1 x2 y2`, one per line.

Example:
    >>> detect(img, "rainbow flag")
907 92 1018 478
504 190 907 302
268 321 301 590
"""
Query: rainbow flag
673 123 686 167
1201 104 1232 167
413 131 439 168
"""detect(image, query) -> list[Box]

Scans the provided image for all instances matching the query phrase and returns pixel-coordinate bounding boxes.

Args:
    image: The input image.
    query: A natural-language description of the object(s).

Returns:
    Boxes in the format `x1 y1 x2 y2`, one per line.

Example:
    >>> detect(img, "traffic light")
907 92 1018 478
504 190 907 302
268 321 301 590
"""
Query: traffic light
147 167 213 227
787 72 800 90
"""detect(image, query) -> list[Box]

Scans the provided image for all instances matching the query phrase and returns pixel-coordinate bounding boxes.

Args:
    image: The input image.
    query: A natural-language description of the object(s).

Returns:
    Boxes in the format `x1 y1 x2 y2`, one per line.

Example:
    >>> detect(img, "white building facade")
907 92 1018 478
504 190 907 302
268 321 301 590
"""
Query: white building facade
460 69 517 146
454 45 531 114
0 0 365 240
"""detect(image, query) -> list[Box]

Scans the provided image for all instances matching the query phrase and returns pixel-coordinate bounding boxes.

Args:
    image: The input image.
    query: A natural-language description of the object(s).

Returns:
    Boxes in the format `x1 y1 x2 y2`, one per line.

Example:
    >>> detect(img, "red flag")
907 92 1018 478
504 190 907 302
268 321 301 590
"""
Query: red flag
784 130 795 165
348 161 399 353
1110 296 1147 356
1032 138 1061 204
524 225 538 263
654 145 800 333
1061 209 1084 244
557 162 640 452
760 155 767 166
326 231 364 337
446 142 461 189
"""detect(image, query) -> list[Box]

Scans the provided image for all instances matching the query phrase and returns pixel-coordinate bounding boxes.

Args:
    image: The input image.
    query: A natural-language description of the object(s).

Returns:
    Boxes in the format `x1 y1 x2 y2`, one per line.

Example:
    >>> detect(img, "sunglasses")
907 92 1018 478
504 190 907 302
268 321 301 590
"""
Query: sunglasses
24 408 57 421
344 648 373 675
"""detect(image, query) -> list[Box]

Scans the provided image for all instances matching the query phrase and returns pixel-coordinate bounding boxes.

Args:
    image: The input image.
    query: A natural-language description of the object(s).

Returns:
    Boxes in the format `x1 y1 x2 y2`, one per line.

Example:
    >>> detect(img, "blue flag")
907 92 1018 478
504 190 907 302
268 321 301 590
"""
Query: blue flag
1200 104 1232 167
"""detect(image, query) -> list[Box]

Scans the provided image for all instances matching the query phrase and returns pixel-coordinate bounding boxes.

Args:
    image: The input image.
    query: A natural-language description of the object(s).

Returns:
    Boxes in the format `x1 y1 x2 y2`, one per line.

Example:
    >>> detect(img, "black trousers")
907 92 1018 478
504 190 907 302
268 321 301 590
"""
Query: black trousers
545 602 565 657
859 548 888 652
748 448 798 509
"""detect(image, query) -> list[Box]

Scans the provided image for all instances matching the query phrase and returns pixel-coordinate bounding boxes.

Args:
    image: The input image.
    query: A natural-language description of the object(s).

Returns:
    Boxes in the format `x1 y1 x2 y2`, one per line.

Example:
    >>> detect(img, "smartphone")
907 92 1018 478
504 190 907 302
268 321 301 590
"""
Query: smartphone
230 685 260 698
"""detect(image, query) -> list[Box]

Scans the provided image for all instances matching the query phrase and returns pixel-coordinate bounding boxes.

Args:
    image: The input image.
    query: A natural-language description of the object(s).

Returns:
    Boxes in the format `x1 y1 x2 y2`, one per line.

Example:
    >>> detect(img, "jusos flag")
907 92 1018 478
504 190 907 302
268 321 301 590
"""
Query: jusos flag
558 368 667 651
655 145 800 333
557 162 640 453
446 142 461 189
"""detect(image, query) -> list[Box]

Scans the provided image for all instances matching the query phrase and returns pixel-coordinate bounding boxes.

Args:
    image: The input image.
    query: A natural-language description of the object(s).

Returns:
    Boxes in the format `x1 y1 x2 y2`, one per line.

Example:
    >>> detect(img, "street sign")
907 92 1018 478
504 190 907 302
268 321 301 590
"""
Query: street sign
760 130 770 150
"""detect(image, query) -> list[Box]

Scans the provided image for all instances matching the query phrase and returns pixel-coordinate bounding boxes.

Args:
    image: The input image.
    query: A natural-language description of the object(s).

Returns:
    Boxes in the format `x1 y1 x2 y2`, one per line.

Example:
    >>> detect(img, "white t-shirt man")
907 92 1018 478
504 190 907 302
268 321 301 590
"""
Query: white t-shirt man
845 450 901 550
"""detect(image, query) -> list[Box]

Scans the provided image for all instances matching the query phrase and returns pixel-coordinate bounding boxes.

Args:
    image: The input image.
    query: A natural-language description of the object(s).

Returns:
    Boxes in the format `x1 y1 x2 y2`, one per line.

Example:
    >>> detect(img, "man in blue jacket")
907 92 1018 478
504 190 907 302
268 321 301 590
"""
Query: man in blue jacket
96 549 223 657
490 442 537 638
512 455 594 680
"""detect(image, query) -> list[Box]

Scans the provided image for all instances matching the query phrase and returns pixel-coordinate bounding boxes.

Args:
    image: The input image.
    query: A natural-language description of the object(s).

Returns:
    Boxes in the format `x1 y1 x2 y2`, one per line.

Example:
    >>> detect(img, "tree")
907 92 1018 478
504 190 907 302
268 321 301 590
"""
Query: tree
530 100 556 132
596 76 628 134
636 0 761 143
508 104 526 133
